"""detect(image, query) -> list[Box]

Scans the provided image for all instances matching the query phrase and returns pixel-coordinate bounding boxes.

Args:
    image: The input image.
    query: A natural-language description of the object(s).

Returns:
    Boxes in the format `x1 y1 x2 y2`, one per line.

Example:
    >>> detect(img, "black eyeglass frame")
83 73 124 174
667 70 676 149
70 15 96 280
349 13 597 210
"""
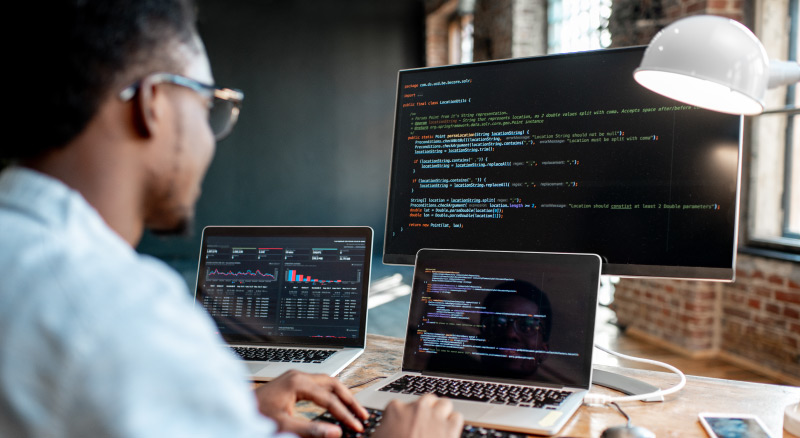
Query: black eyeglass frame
119 72 244 140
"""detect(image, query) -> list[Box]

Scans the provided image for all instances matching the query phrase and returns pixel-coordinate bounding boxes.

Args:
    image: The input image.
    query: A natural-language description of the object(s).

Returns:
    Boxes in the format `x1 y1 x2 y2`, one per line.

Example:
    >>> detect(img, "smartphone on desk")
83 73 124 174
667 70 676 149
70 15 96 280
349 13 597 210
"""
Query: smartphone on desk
698 413 774 438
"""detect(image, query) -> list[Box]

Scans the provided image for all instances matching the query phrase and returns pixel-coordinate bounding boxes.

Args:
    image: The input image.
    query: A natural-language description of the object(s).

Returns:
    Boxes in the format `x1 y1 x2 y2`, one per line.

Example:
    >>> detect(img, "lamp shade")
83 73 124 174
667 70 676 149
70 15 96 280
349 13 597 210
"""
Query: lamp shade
633 15 770 115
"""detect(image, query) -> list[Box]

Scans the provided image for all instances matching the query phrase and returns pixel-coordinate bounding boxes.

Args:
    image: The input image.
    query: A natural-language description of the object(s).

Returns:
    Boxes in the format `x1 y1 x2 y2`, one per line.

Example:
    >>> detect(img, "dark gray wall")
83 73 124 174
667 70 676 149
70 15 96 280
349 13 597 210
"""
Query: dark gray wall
137 0 424 279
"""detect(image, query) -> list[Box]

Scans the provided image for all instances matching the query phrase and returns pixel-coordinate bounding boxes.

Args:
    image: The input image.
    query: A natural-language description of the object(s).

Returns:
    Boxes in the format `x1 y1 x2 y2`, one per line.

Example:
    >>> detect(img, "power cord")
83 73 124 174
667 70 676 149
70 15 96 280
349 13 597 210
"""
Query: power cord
583 343 686 405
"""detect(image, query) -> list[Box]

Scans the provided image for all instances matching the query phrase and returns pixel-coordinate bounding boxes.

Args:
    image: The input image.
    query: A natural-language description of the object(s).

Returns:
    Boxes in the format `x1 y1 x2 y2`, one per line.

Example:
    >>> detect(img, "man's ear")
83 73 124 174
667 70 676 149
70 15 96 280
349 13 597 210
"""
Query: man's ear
131 76 161 139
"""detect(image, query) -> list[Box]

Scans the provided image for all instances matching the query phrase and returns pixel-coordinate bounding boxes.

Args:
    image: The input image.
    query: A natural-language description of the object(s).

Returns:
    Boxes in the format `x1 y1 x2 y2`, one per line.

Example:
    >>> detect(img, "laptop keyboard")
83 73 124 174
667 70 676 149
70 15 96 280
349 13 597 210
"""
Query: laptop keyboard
230 347 335 363
378 375 571 409
316 407 527 438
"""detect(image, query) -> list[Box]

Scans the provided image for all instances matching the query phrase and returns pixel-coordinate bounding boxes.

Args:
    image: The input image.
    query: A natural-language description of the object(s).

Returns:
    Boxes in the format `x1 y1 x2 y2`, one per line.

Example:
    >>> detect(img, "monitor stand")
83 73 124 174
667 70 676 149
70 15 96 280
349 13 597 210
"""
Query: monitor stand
591 368 664 402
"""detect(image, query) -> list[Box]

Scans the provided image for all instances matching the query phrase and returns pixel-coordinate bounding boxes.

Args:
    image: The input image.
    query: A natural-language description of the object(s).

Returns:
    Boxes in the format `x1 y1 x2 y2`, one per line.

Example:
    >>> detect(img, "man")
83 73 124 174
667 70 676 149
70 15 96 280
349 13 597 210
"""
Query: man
479 281 553 379
0 1 463 437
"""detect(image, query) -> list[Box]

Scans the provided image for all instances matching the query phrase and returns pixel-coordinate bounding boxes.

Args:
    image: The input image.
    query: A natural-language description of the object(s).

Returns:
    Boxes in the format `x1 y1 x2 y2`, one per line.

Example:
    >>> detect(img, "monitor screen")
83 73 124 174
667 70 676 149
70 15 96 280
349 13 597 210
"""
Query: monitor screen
383 46 742 280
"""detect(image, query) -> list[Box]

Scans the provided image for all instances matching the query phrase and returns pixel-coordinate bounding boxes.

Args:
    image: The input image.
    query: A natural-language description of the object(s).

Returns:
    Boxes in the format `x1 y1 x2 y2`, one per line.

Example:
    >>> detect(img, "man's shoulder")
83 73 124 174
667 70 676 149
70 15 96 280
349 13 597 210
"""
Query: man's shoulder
0 169 187 303
1 215 184 290
0 198 190 337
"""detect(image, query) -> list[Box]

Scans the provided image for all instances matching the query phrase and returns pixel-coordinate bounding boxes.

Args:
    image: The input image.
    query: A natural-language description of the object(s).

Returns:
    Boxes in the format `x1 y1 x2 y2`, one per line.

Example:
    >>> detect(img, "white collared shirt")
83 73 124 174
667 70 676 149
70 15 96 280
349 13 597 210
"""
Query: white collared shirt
0 166 291 438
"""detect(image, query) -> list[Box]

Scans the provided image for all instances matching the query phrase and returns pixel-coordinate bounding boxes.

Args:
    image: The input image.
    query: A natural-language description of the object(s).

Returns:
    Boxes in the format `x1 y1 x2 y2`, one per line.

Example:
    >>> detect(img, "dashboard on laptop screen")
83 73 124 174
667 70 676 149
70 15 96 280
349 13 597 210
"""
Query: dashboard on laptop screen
195 227 372 346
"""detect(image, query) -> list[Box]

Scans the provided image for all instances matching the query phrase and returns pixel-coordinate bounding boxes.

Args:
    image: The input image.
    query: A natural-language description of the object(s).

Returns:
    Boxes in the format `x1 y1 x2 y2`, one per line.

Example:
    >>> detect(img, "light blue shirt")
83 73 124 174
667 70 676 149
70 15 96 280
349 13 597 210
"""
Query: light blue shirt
0 166 292 438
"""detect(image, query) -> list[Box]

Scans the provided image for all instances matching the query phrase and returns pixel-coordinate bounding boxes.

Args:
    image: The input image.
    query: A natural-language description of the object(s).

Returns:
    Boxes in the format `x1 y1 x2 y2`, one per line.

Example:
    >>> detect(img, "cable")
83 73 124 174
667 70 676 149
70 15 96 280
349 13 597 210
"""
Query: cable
583 343 686 405
610 402 632 426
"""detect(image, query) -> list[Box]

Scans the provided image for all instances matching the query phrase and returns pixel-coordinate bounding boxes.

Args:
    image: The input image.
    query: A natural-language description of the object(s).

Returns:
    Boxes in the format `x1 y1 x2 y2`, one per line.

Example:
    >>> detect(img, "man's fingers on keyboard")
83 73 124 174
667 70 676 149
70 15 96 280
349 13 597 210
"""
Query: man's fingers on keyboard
277 414 343 438
309 420 344 438
294 375 364 432
315 374 368 421
331 382 368 420
323 395 364 432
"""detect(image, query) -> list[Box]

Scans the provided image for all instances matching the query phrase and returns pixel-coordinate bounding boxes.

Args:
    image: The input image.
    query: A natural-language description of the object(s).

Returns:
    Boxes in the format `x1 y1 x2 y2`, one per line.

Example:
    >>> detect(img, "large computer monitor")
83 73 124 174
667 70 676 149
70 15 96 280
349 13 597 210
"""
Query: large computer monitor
383 46 742 281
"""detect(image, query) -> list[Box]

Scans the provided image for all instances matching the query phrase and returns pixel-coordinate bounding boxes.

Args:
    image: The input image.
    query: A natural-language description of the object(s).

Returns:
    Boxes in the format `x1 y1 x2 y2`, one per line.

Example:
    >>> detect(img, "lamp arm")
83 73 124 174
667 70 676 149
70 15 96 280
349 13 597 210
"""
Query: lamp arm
767 60 800 89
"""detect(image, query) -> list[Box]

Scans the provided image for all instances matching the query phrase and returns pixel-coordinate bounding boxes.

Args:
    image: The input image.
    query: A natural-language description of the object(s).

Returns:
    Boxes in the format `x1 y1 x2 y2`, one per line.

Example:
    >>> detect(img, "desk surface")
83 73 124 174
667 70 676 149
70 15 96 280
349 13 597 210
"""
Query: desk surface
311 334 800 438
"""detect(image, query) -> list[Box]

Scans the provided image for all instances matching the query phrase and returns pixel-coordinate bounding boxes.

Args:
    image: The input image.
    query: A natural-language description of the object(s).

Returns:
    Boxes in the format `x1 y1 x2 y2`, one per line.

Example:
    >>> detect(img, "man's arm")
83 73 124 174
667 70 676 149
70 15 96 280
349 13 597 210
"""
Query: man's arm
255 372 463 438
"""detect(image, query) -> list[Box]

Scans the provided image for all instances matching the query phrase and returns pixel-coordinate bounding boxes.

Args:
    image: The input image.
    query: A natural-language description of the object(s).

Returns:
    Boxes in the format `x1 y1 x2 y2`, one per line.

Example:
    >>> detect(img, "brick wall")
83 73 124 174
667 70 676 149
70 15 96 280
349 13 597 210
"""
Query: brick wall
425 0 459 66
426 0 545 65
612 277 719 353
722 254 800 380
613 254 800 383
664 0 745 20
609 0 745 47
473 0 514 61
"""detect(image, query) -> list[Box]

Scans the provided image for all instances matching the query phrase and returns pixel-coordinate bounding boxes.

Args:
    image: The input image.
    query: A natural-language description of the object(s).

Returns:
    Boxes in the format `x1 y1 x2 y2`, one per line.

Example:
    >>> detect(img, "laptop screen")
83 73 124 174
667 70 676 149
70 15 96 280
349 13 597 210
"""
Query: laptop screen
403 249 600 389
195 226 373 347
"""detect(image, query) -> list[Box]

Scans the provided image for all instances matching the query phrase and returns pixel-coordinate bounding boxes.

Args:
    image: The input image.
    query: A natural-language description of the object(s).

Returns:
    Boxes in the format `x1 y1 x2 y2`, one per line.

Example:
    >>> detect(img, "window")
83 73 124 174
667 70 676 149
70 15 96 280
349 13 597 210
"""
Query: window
547 0 612 54
448 12 474 64
425 0 474 66
747 0 800 253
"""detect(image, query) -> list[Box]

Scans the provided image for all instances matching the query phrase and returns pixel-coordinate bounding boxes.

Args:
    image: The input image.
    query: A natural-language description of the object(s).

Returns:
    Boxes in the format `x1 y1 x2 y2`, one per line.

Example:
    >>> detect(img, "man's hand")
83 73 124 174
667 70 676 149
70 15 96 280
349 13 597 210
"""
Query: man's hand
255 370 368 438
372 394 464 438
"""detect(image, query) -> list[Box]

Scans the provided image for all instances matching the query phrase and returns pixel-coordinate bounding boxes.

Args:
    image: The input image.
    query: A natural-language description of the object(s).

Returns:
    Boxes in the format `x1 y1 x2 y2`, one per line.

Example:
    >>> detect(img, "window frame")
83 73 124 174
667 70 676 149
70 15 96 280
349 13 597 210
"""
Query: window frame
781 0 799 240
741 0 800 258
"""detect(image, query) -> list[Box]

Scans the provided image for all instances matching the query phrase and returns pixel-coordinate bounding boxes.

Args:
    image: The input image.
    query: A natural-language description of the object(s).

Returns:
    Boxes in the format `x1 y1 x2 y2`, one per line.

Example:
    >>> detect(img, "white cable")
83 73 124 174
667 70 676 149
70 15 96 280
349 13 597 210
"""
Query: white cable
583 343 687 405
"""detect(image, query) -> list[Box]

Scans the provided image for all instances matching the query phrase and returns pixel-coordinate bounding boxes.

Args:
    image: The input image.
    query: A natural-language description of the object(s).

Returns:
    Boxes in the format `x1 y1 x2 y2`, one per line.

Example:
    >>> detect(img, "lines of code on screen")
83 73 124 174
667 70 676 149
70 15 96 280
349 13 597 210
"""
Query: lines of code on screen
384 47 741 277
401 254 597 387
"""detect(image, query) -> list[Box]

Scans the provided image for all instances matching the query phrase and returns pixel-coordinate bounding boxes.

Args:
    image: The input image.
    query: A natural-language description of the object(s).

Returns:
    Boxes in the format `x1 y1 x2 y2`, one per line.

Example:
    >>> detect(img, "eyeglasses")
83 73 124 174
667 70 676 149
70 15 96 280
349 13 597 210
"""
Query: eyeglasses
483 315 544 334
119 73 244 140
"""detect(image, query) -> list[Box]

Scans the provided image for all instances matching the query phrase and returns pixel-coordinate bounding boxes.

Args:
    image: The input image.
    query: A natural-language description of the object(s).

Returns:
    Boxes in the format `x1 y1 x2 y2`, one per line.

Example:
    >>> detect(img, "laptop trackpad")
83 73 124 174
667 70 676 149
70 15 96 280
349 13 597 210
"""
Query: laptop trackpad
478 405 555 426
450 399 501 419
246 362 270 374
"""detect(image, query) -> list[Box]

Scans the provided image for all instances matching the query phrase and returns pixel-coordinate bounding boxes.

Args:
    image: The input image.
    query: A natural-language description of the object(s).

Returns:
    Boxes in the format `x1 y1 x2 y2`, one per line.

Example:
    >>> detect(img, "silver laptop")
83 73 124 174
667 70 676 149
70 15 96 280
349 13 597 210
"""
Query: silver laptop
194 226 373 381
356 249 601 436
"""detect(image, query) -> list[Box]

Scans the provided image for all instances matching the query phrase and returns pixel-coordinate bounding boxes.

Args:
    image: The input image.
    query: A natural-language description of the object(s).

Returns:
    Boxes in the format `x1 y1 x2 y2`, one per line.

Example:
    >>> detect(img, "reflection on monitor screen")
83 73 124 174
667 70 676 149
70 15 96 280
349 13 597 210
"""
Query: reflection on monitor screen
383 46 742 280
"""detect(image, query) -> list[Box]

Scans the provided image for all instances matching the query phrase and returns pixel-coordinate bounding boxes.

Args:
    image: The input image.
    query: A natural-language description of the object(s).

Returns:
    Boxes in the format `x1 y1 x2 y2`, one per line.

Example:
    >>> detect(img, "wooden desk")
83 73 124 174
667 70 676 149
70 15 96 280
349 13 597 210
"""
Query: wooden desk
307 334 800 438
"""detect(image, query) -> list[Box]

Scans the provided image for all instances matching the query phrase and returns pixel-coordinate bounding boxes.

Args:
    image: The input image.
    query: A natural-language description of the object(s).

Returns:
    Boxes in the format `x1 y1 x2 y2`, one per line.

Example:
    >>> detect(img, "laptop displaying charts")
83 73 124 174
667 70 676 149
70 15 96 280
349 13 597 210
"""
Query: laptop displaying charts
194 226 373 381
355 248 601 436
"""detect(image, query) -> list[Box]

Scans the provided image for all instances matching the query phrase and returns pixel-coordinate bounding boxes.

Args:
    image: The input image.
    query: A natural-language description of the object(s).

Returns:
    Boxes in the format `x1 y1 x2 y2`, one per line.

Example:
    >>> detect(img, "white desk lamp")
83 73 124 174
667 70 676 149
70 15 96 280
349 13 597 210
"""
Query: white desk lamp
633 15 800 115
634 14 800 434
